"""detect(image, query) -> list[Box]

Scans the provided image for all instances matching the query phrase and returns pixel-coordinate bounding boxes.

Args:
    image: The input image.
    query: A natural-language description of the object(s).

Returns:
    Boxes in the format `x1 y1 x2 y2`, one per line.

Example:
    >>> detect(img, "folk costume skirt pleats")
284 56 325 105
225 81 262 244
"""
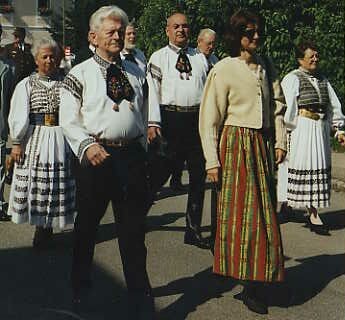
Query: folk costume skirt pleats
213 126 284 282
9 125 76 228
287 116 331 209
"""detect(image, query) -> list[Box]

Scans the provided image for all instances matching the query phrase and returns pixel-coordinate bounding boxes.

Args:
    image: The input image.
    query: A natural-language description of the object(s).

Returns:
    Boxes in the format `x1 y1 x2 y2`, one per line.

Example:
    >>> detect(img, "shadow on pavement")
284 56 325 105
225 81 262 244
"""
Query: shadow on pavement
154 267 237 320
146 211 210 234
154 182 214 202
147 212 185 228
0 235 129 319
279 208 345 231
268 253 345 307
154 253 345 319
322 210 345 230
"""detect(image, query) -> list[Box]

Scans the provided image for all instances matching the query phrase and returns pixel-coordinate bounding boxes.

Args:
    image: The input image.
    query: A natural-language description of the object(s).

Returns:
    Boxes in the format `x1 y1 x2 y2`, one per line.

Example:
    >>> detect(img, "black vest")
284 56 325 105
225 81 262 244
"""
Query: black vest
295 69 330 113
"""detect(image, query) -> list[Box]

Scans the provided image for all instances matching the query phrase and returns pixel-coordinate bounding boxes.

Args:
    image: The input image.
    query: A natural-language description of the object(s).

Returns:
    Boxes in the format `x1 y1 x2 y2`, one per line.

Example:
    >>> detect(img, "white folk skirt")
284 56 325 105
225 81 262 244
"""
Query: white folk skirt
9 125 76 228
277 132 291 203
287 116 331 209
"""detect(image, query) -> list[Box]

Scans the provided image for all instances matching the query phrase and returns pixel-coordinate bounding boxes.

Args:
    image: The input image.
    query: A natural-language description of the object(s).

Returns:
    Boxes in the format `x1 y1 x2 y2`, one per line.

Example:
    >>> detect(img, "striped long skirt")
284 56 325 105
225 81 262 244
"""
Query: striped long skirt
213 126 284 282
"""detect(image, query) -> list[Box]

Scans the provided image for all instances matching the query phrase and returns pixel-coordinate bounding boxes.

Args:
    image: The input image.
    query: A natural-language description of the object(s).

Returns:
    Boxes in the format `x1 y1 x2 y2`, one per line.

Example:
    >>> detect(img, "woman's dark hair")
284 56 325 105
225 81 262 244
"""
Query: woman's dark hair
295 40 318 59
224 9 262 57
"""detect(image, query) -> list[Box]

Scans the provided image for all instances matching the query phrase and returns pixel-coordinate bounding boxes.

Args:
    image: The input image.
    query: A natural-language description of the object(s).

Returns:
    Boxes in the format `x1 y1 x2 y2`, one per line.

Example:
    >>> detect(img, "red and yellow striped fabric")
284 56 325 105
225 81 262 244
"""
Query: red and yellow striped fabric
213 126 284 282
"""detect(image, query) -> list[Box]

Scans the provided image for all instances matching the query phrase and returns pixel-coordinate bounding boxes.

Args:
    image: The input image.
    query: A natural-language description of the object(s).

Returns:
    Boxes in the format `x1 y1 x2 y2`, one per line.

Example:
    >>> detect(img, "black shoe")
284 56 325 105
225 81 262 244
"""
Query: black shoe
309 223 330 236
184 229 210 249
169 179 184 192
32 227 53 248
278 203 294 223
0 211 11 221
243 294 268 314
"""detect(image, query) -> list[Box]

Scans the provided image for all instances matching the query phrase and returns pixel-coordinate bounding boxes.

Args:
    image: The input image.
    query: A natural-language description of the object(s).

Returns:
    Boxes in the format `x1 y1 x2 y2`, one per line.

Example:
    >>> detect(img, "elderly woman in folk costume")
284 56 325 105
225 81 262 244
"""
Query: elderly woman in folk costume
281 40 345 235
199 9 286 315
8 37 75 248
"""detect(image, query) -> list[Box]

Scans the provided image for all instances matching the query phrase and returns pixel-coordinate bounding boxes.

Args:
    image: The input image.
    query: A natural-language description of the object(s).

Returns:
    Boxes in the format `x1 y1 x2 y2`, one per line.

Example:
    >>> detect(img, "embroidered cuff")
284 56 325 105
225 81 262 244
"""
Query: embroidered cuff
11 139 21 145
77 137 96 161
148 121 161 128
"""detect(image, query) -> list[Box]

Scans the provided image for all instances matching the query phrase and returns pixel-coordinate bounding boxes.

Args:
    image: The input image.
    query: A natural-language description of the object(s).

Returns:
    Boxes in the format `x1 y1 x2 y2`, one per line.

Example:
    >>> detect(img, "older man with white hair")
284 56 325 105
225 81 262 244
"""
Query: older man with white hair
197 28 218 71
121 22 147 74
59 6 152 314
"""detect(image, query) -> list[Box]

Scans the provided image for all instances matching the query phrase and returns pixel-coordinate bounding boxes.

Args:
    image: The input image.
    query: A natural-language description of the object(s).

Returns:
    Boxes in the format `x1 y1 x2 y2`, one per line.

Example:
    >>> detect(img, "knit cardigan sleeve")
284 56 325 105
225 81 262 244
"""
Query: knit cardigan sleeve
199 67 229 170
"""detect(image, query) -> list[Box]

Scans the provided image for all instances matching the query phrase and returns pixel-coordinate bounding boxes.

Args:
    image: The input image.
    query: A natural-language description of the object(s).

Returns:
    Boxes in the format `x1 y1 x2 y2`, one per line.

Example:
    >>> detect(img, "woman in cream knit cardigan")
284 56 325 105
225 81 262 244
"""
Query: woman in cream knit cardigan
199 9 286 315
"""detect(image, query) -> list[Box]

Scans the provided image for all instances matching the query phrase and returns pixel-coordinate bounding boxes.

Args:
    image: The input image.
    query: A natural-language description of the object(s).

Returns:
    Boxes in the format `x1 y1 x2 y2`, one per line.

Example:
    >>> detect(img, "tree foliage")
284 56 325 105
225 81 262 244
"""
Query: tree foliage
52 0 344 106
136 0 344 106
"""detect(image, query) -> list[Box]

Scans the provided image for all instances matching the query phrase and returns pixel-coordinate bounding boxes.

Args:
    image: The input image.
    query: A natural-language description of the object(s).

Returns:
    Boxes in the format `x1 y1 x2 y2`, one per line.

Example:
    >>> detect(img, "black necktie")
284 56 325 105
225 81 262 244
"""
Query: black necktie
124 52 138 65
176 48 192 79
106 63 134 103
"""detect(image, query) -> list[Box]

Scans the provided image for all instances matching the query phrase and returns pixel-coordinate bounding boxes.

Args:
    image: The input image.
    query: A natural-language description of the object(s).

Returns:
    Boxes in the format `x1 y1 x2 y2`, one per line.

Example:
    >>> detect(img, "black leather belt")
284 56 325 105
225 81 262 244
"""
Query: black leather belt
95 134 143 148
160 104 199 112
29 113 59 126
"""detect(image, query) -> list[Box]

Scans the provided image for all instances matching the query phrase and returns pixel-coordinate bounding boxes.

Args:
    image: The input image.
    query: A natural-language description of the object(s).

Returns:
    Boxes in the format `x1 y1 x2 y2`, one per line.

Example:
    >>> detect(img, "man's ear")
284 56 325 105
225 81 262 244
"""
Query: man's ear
165 26 169 38
89 31 97 47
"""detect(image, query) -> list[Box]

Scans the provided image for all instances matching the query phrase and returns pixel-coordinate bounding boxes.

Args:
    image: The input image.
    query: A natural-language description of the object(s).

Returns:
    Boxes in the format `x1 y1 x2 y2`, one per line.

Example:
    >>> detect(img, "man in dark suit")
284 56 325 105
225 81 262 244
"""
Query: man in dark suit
4 27 36 84
0 23 14 221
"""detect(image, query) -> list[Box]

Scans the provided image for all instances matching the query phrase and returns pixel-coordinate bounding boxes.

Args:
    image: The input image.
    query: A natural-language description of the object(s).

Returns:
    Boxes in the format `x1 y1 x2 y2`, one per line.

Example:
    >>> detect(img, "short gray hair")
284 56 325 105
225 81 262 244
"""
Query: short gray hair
198 28 216 41
31 37 59 58
89 6 129 32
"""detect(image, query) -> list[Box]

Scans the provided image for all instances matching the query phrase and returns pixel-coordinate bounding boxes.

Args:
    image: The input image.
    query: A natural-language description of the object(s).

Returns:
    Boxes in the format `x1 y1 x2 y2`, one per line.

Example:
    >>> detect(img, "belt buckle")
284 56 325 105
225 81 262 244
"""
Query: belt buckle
44 114 56 126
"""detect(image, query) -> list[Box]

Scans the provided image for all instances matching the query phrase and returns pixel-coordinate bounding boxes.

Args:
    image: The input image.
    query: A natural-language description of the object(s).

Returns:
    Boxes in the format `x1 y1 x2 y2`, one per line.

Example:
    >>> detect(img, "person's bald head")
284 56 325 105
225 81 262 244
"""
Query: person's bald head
166 13 189 47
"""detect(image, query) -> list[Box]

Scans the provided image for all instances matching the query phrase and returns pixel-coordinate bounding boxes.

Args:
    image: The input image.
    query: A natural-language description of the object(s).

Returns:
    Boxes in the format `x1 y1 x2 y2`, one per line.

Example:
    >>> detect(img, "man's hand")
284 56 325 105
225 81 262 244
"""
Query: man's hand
85 144 110 166
147 126 161 143
337 133 345 147
10 145 23 164
275 148 286 165
207 167 219 183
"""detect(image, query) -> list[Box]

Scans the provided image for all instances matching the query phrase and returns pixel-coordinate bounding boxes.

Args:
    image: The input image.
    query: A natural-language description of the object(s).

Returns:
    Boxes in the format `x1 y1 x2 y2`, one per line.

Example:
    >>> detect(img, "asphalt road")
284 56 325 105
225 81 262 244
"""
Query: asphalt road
1 175 344 320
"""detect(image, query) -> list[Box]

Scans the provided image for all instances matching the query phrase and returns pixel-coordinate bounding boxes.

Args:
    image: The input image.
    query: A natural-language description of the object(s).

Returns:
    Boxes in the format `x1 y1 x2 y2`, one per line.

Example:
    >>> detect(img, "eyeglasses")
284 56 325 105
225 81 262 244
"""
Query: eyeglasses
242 28 260 39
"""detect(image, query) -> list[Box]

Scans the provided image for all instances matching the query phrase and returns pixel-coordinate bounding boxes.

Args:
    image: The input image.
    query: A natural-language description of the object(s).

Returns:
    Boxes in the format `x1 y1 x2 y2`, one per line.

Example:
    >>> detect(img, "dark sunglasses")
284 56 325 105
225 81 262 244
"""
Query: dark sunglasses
242 28 261 39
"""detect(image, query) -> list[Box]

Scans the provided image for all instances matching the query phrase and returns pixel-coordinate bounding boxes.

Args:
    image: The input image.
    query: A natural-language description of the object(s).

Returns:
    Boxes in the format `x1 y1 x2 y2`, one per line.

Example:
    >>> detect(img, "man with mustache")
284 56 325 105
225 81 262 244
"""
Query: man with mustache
59 5 153 316
147 13 210 249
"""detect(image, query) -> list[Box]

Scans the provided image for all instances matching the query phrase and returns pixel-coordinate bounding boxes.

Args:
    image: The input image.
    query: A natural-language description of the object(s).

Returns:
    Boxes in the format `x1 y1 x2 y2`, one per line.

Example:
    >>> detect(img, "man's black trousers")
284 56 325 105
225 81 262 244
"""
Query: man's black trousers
71 142 151 294
149 109 206 228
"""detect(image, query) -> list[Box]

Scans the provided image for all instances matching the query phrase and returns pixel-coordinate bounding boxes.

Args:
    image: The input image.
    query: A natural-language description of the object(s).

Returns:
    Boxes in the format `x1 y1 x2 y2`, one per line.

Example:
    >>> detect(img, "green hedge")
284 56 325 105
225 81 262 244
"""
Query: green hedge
56 0 344 108
136 0 344 108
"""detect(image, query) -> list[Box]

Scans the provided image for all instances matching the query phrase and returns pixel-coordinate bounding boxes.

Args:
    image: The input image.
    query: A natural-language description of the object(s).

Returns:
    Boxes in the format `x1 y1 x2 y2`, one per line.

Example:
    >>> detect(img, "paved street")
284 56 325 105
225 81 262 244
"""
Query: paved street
1 154 344 320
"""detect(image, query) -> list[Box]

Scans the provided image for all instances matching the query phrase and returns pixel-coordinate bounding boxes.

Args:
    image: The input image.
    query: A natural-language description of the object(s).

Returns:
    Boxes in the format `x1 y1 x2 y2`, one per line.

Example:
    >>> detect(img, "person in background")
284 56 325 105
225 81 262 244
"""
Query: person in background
282 40 345 235
147 13 210 249
0 23 14 221
4 27 36 84
199 9 286 314
121 22 147 74
7 37 75 247
197 28 218 71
